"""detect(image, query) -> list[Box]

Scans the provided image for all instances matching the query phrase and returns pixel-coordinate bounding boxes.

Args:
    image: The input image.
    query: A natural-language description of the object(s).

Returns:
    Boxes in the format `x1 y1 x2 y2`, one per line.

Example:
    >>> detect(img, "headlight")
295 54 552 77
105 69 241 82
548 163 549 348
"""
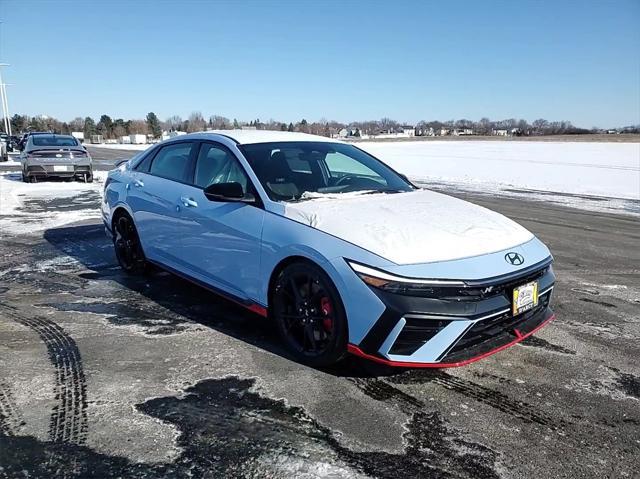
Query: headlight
348 261 466 297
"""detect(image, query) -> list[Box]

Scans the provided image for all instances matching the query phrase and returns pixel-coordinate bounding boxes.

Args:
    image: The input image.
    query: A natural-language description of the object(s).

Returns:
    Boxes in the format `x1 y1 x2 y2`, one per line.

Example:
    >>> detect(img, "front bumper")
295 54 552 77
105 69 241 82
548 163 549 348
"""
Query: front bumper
349 259 556 367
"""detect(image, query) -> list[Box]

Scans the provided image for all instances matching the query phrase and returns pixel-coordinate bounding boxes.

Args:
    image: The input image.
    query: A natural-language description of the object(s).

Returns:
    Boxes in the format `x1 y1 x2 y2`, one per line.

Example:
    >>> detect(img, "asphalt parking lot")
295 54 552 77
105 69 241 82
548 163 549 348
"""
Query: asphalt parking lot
0 147 638 478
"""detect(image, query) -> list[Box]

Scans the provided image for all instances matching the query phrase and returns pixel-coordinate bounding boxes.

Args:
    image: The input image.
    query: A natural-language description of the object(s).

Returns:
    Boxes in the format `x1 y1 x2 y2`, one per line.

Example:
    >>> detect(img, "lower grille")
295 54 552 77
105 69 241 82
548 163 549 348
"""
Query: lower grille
389 318 451 355
446 290 552 357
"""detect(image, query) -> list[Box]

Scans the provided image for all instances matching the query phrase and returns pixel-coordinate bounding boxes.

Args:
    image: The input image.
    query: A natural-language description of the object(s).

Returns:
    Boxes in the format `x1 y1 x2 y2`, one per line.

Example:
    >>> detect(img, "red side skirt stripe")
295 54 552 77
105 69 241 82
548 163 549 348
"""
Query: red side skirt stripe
246 304 268 317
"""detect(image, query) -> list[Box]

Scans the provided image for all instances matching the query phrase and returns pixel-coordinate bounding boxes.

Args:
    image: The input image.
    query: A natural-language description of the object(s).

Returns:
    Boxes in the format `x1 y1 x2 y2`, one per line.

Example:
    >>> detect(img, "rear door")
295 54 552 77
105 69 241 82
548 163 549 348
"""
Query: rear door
172 141 265 301
125 141 197 266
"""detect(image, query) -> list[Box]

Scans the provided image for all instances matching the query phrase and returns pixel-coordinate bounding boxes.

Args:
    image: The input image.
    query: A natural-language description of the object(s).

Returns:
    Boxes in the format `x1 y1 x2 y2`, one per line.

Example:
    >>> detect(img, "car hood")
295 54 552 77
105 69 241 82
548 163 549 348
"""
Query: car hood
282 189 534 265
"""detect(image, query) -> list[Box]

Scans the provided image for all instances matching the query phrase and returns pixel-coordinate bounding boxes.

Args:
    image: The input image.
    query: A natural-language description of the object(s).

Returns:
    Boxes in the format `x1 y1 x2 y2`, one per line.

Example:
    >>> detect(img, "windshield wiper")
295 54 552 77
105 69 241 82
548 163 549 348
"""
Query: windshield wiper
360 188 407 195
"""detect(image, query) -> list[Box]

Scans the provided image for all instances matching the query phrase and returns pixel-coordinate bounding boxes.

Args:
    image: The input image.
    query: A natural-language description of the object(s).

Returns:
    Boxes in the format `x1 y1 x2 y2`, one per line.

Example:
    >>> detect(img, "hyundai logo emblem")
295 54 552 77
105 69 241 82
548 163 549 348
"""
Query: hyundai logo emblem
505 252 524 265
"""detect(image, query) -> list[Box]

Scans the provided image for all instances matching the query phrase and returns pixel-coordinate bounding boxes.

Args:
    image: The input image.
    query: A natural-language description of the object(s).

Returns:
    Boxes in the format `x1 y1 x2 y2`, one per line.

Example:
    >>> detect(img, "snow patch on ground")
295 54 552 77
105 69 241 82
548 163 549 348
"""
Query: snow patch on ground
1 160 21 167
0 171 107 236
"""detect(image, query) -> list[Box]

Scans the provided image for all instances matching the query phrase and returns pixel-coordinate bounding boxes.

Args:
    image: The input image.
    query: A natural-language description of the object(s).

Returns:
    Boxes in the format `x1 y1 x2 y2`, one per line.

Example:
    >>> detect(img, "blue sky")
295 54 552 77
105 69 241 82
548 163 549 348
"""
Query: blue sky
1 0 639 127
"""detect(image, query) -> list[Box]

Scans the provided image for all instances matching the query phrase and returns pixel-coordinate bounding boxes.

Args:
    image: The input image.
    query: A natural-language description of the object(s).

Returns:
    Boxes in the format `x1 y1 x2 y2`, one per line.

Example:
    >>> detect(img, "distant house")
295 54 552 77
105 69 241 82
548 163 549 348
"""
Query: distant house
453 128 474 136
129 134 147 145
161 130 187 141
439 128 450 136
415 127 435 137
338 128 361 138
401 125 415 137
241 126 257 131
492 129 509 136
369 126 415 139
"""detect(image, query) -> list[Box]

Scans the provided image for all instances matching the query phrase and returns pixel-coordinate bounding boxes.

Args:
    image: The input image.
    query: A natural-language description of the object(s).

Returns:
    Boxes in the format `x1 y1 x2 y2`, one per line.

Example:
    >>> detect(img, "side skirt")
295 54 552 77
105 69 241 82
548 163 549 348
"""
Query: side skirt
146 259 268 318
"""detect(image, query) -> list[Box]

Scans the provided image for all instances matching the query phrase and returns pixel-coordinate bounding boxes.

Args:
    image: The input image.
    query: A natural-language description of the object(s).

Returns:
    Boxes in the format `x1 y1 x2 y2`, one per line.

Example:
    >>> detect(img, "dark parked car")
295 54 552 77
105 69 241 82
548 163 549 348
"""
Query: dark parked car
20 134 93 182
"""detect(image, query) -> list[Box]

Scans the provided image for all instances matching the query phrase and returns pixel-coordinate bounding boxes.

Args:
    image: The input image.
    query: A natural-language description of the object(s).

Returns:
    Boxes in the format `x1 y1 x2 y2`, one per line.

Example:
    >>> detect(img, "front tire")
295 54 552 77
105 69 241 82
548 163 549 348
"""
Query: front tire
272 262 348 367
113 213 148 275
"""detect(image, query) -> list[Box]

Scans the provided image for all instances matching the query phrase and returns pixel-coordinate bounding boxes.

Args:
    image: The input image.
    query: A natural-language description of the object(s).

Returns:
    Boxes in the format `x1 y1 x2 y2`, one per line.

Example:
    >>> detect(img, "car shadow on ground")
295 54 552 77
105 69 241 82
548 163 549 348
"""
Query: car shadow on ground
42 222 406 379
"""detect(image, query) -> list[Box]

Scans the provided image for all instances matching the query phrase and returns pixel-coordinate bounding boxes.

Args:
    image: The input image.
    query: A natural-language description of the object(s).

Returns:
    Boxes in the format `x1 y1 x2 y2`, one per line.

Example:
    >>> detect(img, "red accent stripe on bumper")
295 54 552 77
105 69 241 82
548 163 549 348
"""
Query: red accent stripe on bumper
246 304 268 317
347 313 556 369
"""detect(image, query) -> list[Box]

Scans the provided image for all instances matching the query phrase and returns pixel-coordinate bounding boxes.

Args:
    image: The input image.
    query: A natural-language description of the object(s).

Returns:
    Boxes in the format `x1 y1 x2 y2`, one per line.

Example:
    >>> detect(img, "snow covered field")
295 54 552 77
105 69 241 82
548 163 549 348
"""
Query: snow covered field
358 141 640 201
1 140 637 237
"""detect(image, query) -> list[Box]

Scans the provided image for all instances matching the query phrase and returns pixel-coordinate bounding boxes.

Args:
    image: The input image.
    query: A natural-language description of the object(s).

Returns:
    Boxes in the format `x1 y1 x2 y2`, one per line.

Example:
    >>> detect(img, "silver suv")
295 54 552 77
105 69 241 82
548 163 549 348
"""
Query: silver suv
20 134 93 182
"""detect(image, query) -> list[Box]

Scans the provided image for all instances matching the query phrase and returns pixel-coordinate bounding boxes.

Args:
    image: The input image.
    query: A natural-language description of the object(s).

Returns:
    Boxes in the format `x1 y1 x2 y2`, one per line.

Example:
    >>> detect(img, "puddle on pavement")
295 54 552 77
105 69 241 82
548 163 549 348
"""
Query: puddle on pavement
0 376 500 478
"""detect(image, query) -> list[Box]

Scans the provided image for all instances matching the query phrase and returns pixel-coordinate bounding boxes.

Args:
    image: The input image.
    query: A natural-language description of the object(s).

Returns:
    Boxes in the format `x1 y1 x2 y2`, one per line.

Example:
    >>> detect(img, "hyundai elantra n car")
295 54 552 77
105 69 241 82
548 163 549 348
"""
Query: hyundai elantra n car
102 131 555 368
20 134 93 182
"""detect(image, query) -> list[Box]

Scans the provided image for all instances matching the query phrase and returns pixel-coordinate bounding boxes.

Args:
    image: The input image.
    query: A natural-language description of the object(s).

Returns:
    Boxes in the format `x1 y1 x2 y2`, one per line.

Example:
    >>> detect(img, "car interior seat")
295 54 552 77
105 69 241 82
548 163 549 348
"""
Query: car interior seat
266 151 300 199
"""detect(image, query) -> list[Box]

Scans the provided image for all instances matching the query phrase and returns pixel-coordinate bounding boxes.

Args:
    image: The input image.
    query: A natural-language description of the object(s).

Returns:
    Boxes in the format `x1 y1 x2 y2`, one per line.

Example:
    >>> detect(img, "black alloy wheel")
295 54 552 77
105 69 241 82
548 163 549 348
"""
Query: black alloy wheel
272 262 348 367
113 214 147 275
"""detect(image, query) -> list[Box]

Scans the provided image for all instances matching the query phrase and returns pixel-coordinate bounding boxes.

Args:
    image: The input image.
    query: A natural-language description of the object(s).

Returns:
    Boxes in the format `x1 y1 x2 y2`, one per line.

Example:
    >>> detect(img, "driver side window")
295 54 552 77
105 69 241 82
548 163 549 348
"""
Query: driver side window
194 143 249 192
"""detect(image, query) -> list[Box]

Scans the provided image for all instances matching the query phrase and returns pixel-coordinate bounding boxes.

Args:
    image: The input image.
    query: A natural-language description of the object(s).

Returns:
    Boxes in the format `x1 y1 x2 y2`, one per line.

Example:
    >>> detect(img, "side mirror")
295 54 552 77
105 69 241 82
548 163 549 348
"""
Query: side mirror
399 173 409 182
204 182 254 203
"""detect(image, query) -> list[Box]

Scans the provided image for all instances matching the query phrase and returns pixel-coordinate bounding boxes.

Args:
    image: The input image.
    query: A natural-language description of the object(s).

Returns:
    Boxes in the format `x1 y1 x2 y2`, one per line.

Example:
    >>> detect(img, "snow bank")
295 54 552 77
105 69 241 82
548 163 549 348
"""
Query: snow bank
86 143 151 151
0 172 107 236
356 141 640 200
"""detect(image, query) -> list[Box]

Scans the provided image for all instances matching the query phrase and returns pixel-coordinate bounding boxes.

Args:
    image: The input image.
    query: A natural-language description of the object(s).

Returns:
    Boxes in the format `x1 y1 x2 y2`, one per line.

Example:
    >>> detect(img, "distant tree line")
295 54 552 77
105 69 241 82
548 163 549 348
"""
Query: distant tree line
4 112 639 138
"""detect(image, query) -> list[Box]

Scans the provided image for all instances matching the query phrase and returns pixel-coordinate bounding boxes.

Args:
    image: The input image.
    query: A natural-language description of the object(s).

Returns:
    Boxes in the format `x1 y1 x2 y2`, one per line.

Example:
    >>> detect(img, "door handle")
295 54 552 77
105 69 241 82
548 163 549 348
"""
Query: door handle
133 179 144 188
180 196 198 208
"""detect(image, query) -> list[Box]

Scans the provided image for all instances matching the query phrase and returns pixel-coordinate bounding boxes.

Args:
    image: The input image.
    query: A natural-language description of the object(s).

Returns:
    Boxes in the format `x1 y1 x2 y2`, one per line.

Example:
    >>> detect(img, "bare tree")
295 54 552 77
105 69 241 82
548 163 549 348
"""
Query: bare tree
166 115 183 131
69 117 85 132
477 117 492 135
208 115 231 130
187 111 206 132
129 119 148 135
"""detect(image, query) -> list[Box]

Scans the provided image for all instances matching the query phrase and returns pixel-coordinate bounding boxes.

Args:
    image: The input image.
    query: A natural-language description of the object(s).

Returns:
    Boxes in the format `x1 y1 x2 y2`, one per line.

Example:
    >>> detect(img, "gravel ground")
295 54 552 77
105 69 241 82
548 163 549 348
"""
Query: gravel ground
0 147 638 478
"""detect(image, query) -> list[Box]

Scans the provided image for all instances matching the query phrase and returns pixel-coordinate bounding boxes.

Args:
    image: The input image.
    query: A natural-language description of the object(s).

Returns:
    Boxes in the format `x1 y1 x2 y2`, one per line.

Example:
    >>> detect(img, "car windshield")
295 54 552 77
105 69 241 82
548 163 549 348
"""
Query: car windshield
31 135 78 147
239 141 413 202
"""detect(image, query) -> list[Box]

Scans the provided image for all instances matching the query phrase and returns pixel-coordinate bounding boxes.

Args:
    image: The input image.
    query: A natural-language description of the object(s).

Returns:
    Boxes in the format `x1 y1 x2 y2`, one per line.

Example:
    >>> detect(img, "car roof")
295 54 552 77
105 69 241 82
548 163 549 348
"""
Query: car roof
180 130 342 146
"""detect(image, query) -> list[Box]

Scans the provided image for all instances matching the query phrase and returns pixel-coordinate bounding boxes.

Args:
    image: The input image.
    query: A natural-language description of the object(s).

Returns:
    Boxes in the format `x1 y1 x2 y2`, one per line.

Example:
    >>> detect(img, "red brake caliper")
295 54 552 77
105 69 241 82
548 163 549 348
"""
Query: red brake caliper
320 297 333 332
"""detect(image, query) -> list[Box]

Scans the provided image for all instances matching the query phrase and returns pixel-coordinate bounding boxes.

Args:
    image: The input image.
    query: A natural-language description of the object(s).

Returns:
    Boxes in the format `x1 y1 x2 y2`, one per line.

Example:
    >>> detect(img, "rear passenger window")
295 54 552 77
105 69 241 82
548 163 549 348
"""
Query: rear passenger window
149 143 194 182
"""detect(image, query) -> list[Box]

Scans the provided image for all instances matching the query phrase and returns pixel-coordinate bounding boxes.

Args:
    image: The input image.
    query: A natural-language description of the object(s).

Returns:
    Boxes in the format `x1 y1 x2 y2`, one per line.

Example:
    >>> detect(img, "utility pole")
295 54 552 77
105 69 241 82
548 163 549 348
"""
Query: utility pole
0 63 10 135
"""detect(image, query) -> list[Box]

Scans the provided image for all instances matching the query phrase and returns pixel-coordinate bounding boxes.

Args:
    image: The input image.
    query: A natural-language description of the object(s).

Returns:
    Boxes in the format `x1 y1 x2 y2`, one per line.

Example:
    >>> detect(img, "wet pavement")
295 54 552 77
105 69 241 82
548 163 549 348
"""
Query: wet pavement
0 160 639 478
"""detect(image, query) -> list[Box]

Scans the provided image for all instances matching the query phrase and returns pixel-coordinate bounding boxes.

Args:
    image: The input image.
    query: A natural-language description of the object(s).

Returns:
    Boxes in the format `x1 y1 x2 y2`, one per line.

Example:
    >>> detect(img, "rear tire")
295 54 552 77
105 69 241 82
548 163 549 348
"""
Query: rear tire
271 262 348 368
113 213 148 275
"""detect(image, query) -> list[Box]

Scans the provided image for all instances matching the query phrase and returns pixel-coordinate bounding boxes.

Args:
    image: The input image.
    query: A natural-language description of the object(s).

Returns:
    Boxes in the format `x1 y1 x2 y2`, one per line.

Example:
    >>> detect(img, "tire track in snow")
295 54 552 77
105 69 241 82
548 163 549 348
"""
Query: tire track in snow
0 304 88 444
0 381 23 436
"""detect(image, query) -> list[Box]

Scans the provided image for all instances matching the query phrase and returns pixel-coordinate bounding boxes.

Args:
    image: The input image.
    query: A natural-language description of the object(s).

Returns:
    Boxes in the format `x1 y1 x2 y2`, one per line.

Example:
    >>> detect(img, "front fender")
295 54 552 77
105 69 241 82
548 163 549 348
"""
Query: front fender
260 212 388 344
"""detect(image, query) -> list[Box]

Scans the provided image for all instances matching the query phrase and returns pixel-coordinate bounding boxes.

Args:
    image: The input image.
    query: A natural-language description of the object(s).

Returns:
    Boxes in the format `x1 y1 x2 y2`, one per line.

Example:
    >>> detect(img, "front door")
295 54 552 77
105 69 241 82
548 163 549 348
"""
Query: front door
174 141 265 302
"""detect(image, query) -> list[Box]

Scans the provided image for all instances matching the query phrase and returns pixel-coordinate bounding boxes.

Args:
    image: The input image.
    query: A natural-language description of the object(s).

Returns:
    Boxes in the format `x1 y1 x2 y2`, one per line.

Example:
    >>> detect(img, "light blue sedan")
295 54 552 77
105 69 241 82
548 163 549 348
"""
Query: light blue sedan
102 131 555 368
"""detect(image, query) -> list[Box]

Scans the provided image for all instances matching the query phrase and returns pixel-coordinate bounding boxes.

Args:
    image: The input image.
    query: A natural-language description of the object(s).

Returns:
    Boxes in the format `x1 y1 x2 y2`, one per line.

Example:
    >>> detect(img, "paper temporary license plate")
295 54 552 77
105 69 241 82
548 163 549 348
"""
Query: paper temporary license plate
512 281 538 315
53 165 72 172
